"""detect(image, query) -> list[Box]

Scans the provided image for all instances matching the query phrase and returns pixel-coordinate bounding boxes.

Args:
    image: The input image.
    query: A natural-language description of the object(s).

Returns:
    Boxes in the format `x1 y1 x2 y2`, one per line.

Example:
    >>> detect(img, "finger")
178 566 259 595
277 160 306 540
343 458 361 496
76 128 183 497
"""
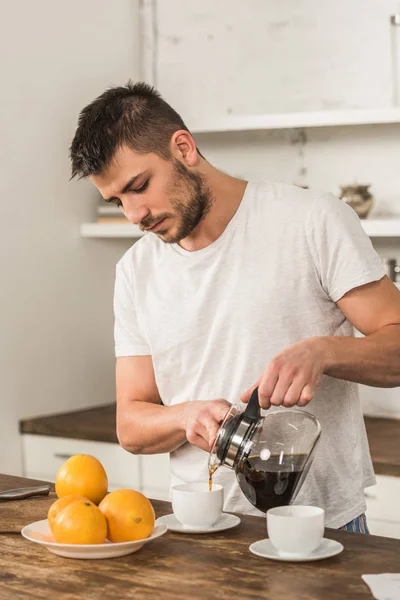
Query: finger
258 367 280 408
212 400 233 423
207 401 237 448
268 374 293 407
187 422 212 451
297 384 315 407
189 433 211 452
205 420 222 450
240 378 261 404
283 378 306 407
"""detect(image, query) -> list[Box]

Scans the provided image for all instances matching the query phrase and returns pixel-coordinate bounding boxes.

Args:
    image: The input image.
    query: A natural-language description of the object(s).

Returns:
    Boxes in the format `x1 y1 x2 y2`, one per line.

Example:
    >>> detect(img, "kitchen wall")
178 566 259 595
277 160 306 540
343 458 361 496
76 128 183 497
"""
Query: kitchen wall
150 0 400 216
0 0 140 475
155 0 397 114
2 1 399 480
144 0 400 418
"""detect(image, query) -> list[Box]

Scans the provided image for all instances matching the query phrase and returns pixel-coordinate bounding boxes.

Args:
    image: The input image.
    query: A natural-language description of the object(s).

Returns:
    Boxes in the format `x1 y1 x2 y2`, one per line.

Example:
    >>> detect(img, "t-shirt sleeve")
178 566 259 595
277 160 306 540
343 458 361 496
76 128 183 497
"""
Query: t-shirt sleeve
113 258 151 357
306 193 386 302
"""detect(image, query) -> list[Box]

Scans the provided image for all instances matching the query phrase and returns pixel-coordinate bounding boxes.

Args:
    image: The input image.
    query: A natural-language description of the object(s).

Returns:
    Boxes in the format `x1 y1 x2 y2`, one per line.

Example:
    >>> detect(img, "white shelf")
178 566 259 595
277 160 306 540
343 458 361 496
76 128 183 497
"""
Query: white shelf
80 219 400 239
361 219 400 237
190 108 400 134
80 223 145 238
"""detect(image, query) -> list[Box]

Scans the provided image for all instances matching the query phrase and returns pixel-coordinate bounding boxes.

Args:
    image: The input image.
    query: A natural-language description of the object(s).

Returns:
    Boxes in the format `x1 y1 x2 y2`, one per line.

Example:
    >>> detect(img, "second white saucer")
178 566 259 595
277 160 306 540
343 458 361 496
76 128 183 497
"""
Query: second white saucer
156 512 241 534
249 537 344 562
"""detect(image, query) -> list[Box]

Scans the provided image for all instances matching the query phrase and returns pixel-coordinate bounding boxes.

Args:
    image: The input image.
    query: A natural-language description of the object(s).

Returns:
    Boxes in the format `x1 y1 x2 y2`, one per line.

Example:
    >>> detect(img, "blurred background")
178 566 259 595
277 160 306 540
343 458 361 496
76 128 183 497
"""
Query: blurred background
1 2 400 531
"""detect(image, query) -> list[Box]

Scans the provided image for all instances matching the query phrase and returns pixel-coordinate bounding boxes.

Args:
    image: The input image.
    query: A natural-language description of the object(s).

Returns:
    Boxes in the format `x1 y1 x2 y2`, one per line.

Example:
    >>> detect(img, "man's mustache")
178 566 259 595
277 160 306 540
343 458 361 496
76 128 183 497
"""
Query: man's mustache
140 213 172 230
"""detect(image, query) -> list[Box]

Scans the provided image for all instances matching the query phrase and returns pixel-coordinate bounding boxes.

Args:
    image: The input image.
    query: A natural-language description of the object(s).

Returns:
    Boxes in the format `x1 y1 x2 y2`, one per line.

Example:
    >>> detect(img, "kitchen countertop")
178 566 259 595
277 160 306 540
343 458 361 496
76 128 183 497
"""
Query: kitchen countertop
20 404 118 444
364 416 400 477
1 474 400 600
19 404 400 477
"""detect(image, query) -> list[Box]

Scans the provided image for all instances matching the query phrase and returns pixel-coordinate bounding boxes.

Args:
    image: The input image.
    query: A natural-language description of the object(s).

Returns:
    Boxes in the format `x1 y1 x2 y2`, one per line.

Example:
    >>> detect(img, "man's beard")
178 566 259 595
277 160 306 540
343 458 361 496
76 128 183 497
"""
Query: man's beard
140 160 214 244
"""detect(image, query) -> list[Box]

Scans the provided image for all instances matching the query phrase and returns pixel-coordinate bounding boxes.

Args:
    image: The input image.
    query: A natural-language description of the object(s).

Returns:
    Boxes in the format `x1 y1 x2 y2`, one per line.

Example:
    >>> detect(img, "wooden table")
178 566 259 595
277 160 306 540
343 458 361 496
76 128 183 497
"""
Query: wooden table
1 475 400 599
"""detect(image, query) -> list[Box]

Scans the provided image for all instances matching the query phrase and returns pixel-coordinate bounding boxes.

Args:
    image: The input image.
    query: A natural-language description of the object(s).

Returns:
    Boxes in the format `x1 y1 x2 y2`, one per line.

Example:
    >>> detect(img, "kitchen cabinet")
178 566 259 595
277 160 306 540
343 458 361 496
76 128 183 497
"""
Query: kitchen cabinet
365 474 400 538
21 434 170 501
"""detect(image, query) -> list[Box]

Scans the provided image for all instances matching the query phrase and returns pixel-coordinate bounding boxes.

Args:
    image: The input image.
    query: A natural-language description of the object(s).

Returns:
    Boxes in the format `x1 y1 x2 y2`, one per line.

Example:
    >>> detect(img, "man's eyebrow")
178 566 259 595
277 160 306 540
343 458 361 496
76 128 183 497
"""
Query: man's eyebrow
105 172 145 202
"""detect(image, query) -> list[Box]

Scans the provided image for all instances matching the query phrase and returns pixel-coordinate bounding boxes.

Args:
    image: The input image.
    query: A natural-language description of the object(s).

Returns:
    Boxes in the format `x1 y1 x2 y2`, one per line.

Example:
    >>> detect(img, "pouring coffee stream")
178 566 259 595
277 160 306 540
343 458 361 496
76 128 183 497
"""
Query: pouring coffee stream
208 387 321 512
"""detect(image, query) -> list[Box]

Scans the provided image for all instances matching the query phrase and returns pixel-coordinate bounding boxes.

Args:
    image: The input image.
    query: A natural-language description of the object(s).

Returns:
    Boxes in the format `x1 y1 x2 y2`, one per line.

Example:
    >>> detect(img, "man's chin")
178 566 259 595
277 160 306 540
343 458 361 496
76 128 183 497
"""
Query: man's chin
153 227 178 244
152 221 194 244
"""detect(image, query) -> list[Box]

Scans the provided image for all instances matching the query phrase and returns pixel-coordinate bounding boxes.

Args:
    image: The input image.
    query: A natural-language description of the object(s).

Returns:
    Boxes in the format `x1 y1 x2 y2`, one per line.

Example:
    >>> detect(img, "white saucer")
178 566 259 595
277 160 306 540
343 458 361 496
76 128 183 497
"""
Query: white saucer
21 519 167 559
156 512 241 534
249 538 344 562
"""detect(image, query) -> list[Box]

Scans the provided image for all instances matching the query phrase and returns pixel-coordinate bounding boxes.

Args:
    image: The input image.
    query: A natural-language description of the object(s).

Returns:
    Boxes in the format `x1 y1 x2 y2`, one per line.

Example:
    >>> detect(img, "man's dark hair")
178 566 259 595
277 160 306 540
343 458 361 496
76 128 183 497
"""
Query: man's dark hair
70 81 198 179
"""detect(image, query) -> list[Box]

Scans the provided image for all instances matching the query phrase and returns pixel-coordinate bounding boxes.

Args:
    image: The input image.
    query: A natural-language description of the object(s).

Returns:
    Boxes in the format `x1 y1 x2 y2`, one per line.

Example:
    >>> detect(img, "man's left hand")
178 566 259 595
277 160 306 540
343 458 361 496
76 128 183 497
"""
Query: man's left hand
240 338 327 409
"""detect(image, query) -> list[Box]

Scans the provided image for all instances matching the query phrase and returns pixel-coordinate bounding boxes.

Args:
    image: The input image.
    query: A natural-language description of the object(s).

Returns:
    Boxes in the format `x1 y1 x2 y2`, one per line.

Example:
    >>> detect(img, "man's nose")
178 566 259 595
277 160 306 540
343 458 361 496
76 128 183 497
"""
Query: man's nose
122 200 150 226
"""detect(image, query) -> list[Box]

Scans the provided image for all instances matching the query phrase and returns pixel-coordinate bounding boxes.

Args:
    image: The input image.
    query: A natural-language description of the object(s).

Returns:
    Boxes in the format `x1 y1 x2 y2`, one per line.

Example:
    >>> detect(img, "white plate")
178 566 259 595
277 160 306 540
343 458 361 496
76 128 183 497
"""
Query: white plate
156 512 241 534
249 537 344 562
21 519 167 559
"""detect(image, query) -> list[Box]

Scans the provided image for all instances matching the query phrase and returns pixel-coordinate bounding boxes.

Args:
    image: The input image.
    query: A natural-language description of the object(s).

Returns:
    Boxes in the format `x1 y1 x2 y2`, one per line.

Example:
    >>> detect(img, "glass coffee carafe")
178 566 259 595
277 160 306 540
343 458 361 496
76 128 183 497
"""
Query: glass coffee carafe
208 388 321 513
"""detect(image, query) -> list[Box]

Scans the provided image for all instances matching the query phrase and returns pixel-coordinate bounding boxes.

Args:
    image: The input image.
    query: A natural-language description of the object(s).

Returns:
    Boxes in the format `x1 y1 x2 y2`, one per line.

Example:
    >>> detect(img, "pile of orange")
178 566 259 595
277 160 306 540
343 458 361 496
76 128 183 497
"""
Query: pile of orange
48 454 155 545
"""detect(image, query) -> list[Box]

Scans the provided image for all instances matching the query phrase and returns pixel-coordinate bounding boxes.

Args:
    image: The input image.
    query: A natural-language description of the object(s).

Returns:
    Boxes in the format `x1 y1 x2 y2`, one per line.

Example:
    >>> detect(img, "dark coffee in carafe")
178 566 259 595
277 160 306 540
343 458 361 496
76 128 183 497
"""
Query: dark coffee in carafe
236 454 307 513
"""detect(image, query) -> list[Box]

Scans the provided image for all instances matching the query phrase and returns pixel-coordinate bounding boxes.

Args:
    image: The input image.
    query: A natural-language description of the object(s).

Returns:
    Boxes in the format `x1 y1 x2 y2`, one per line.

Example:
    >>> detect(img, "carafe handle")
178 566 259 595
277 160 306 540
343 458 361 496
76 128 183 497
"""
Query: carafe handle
243 387 261 421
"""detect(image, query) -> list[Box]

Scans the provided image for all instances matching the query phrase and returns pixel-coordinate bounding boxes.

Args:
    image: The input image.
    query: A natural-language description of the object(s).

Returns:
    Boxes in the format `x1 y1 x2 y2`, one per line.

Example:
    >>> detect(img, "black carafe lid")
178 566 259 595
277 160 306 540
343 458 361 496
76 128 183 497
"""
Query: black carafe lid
215 387 261 464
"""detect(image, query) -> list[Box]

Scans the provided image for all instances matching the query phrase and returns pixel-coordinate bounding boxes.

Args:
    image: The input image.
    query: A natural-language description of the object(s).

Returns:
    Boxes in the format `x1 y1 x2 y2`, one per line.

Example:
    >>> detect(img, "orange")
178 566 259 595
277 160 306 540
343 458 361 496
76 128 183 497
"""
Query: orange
47 494 89 533
52 498 107 544
99 489 155 542
55 454 108 505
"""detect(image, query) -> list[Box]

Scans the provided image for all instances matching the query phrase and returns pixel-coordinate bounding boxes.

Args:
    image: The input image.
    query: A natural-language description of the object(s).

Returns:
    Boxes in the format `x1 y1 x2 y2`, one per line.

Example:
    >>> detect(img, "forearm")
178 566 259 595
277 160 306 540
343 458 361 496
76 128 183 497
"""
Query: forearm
322 324 400 387
117 401 187 455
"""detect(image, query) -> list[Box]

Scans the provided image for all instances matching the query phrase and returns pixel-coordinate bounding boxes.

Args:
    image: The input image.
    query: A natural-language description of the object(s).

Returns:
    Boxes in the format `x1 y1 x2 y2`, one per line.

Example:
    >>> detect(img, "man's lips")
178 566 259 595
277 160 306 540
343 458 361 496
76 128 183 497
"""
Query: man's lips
145 217 167 232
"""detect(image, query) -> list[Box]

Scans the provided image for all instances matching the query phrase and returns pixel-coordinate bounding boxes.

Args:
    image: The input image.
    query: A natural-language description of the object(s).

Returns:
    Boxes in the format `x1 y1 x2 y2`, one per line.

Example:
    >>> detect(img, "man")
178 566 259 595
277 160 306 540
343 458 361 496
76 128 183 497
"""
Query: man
70 82 400 532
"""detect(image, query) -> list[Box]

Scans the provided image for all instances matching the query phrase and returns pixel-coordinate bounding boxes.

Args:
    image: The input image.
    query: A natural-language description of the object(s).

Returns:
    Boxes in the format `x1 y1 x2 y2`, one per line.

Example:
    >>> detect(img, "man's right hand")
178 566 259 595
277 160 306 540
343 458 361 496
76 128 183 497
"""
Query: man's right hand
182 399 232 453
116 357 233 455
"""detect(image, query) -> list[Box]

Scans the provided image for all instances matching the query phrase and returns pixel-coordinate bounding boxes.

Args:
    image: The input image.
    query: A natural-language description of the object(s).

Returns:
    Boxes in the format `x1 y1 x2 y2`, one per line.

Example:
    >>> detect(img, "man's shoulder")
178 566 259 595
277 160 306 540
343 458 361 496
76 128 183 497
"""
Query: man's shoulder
252 180 339 217
116 232 161 274
258 180 326 204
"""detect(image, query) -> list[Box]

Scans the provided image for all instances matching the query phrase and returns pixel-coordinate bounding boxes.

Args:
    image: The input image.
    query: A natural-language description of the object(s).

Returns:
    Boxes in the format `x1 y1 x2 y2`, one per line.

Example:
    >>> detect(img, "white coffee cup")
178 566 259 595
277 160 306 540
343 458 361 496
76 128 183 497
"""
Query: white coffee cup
267 505 325 557
172 482 224 529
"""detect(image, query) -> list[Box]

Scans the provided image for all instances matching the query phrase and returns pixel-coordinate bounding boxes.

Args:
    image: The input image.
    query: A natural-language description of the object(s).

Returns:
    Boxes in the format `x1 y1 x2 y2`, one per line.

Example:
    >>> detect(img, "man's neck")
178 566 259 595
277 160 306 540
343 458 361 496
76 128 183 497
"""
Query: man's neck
178 166 248 252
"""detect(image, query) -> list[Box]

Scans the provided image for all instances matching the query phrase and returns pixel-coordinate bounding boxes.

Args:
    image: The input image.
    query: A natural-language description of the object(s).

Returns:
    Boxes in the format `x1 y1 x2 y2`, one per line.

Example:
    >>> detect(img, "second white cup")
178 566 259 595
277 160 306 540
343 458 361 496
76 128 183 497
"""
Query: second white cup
172 482 224 529
267 505 325 556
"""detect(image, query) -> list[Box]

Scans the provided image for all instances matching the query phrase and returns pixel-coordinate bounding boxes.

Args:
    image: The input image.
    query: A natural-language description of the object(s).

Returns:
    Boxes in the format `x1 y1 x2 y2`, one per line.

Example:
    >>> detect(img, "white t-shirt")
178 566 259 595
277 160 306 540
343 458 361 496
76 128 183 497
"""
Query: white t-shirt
113 180 385 528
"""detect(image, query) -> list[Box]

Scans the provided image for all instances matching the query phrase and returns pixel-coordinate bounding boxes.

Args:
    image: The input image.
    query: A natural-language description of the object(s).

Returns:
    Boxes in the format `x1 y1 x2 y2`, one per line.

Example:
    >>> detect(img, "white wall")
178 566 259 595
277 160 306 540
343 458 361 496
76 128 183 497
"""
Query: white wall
193 125 400 220
152 0 400 216
156 0 398 115
0 0 139 475
2 1 398 481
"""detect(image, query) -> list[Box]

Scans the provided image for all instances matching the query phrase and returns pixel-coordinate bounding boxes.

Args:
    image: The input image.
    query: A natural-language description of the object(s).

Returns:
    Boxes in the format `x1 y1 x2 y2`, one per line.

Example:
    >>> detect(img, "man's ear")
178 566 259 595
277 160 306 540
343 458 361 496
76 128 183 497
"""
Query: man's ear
170 130 199 167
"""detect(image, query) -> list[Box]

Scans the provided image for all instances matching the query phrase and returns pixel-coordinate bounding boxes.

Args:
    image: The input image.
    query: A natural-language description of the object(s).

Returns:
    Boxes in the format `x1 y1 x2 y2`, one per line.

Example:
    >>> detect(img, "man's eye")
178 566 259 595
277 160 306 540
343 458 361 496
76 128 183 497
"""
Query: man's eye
132 180 149 194
105 198 122 207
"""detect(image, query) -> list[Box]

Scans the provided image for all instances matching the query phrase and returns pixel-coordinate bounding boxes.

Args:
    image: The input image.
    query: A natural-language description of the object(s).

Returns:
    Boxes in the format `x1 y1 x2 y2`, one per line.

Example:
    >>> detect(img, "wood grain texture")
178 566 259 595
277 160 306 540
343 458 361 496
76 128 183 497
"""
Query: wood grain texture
0 475 55 534
19 404 118 443
19 406 400 477
364 416 400 477
1 475 400 599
